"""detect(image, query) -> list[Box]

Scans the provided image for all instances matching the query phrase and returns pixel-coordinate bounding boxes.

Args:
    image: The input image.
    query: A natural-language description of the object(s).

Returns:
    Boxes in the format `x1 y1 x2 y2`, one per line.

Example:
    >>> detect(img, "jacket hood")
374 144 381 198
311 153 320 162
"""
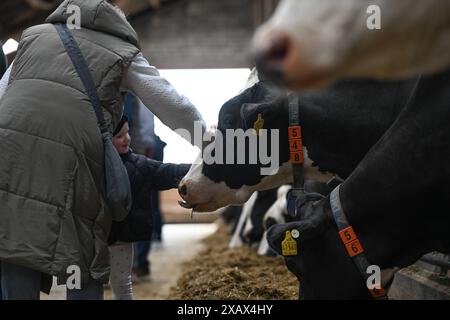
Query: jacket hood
46 0 140 48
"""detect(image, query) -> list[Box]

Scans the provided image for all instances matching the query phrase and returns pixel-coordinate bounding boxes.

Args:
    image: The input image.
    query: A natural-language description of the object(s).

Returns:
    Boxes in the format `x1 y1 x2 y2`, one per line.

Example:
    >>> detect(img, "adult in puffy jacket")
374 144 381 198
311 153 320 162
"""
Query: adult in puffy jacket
0 0 205 300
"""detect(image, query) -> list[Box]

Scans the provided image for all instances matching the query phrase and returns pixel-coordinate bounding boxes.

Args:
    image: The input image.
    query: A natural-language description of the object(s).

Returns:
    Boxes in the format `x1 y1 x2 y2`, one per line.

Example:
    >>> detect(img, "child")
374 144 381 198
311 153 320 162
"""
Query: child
108 116 190 300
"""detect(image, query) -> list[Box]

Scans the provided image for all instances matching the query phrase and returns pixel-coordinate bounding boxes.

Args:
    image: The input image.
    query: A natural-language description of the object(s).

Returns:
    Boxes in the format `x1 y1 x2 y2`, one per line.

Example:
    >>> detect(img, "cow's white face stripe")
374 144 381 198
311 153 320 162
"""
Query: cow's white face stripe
182 160 293 212
182 148 334 212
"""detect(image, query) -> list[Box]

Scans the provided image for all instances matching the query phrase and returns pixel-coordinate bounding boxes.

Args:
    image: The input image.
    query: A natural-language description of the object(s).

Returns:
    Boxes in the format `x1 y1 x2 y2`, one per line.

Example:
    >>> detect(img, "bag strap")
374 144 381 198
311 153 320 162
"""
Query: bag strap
54 23 108 134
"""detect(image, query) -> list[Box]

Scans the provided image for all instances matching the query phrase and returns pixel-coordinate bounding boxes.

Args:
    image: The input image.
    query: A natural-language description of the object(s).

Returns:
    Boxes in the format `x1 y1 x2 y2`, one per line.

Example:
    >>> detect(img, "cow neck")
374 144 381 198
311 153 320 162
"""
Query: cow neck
286 95 305 218
330 185 388 300
330 75 428 284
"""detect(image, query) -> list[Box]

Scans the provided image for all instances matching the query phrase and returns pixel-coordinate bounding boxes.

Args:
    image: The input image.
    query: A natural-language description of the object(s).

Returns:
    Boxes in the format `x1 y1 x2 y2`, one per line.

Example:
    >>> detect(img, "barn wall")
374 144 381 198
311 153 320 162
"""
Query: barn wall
132 0 280 69
0 0 280 68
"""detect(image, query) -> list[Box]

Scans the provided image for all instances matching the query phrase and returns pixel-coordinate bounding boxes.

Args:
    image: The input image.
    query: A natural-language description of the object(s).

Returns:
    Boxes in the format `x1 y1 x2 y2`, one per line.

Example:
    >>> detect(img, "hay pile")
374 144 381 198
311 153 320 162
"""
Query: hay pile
169 221 298 300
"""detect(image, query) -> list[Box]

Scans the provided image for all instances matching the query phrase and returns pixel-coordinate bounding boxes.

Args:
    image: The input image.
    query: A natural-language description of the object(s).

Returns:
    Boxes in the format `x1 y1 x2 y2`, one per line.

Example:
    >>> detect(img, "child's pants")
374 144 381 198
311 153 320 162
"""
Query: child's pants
109 242 133 300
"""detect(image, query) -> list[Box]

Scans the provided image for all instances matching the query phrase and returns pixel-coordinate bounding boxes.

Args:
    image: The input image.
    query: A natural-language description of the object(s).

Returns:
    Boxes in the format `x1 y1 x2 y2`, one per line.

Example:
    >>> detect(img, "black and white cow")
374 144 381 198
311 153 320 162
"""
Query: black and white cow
257 185 291 256
252 0 450 89
228 187 280 248
266 68 450 299
257 182 336 256
179 75 414 210
179 69 450 299
241 188 279 245
228 192 257 248
221 204 244 233
262 185 291 230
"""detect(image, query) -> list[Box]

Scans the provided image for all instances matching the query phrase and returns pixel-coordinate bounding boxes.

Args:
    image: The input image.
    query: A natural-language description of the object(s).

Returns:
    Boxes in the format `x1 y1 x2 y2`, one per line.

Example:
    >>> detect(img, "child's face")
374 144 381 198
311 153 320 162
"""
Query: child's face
113 122 131 154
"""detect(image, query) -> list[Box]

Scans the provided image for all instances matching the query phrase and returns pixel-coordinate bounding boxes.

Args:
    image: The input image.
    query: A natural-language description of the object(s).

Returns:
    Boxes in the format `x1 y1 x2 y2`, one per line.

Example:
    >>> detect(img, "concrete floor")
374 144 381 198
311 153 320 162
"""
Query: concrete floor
40 223 218 300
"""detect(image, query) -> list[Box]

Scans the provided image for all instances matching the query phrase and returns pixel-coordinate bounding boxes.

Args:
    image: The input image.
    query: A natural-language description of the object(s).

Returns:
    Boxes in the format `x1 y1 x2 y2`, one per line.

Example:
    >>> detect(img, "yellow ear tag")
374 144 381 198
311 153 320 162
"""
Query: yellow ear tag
253 113 264 136
282 230 298 256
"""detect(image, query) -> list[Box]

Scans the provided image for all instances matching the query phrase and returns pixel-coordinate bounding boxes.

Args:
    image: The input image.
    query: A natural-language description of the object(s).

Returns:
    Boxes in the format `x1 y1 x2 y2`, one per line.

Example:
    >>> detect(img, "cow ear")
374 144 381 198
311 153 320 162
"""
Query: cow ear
240 102 259 117
240 103 262 130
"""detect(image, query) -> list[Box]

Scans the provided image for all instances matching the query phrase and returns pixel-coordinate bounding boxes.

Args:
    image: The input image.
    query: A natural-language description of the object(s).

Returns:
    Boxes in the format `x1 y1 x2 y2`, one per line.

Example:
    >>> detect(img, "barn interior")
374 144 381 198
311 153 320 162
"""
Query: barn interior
0 0 448 301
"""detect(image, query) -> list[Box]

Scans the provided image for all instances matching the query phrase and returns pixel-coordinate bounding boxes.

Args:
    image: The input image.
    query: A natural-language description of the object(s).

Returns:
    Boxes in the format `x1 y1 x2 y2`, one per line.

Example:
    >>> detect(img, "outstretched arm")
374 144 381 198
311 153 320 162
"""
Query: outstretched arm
140 158 191 191
122 53 206 148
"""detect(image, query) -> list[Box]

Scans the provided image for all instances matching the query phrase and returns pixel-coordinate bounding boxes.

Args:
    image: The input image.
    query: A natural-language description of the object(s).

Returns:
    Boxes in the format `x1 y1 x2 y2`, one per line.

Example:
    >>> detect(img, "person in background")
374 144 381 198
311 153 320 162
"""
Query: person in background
151 135 167 244
133 134 166 282
108 116 190 300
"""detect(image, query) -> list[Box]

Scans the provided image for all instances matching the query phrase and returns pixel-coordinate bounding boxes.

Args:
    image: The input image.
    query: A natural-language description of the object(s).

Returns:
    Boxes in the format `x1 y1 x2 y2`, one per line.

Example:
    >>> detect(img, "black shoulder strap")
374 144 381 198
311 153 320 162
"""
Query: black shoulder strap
54 23 108 133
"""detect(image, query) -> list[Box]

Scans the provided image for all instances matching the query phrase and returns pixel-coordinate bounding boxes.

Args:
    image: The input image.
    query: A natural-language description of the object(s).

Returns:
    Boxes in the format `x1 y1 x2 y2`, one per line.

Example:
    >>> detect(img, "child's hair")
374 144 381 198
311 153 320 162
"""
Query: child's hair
113 115 129 136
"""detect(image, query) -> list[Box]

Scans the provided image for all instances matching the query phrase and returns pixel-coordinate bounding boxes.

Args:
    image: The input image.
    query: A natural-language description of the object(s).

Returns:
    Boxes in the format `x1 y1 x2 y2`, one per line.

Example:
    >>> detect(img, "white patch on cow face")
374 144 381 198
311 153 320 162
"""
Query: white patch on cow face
253 0 364 87
180 148 334 212
179 152 254 212
253 0 450 88
263 0 360 68
180 157 293 212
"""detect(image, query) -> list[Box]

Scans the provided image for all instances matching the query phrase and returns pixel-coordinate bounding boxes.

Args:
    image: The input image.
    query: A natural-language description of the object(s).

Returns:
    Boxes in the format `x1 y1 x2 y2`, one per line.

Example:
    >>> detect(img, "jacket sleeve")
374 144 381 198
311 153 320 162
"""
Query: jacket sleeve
121 53 206 147
141 158 191 191
0 61 13 100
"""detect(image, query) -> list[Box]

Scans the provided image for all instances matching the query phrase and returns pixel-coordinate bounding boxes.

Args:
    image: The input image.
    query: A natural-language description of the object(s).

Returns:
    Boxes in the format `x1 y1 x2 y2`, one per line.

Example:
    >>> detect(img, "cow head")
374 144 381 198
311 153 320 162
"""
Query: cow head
252 0 450 89
178 82 294 212
266 219 376 299
179 77 411 212
265 183 401 299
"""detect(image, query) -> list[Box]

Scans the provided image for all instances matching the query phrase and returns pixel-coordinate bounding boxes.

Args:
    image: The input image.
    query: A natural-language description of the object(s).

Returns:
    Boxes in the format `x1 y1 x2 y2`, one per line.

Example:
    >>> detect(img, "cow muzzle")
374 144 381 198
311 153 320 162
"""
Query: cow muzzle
178 177 254 213
252 28 329 89
177 178 217 212
178 180 196 209
253 30 291 86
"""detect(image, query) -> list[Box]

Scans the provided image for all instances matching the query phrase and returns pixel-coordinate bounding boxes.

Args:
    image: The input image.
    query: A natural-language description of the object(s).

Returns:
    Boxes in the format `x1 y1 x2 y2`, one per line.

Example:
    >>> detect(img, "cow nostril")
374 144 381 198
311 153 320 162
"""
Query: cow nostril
254 33 291 84
265 36 290 63
179 184 188 197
